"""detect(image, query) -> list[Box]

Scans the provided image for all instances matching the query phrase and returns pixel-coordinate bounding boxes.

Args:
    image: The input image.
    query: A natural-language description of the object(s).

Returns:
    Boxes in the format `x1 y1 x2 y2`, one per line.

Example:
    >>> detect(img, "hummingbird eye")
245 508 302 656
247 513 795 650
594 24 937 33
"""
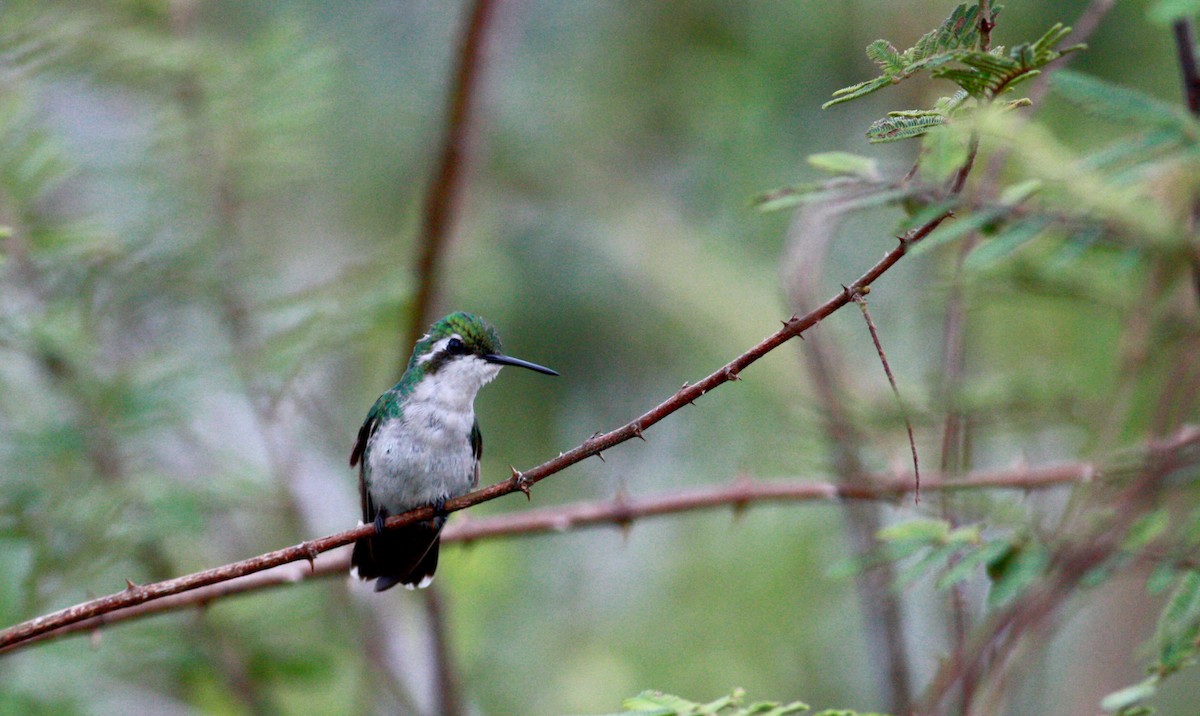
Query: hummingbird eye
445 337 468 355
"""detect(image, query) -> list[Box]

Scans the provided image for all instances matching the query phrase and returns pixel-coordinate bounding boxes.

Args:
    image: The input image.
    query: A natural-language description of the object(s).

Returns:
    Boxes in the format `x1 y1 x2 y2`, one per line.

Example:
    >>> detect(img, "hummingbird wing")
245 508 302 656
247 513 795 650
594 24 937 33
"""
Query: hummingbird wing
350 386 403 522
470 418 482 488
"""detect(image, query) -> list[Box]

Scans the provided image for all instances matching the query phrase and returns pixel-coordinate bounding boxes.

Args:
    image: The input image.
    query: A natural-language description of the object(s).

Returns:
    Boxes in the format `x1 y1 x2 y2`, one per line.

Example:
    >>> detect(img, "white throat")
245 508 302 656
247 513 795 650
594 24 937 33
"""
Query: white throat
410 356 502 414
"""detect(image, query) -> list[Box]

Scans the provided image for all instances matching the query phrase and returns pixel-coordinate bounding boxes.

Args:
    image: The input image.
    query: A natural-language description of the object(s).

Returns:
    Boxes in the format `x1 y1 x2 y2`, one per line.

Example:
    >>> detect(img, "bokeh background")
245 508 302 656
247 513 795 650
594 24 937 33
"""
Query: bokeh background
1 1 1197 714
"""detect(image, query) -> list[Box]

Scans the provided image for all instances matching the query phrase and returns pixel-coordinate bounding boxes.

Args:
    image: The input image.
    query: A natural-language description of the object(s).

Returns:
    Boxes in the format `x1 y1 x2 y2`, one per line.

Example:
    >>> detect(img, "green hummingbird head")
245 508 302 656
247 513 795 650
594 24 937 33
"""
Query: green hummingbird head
408 312 558 377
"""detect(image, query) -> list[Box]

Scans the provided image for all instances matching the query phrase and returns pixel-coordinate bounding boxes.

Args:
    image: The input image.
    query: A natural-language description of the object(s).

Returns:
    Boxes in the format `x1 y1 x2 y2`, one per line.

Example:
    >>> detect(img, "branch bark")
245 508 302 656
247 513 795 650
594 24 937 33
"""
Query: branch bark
406 0 500 352
11 431 1200 653
0 455 1152 652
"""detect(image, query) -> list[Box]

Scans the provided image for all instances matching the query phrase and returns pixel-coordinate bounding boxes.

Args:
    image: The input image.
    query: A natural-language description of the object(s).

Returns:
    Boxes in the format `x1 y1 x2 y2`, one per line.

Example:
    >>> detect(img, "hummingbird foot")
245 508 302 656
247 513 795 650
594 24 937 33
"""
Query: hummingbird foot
373 507 389 536
431 497 449 530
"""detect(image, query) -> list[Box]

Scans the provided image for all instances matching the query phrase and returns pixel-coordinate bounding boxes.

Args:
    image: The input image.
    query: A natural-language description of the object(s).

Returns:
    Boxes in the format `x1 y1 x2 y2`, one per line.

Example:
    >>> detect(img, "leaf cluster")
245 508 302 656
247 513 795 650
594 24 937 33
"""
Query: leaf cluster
599 688 886 716
1100 506 1200 714
845 519 1046 609
825 3 1082 144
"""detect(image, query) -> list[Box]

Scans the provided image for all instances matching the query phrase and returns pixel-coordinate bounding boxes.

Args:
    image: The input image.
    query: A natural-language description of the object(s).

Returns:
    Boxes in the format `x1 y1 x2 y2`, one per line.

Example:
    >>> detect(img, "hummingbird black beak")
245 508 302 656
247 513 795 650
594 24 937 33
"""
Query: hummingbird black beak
484 353 559 376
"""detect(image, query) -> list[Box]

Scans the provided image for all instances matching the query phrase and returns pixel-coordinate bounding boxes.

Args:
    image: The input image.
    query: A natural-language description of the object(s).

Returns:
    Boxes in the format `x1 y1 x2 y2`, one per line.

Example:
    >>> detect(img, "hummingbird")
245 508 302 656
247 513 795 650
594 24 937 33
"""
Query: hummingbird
350 311 558 591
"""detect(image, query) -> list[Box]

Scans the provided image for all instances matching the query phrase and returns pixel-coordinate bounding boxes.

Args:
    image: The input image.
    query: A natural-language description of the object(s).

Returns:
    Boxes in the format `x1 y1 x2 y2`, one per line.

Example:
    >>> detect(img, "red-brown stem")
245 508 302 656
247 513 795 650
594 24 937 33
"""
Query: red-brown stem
852 292 921 501
406 0 500 351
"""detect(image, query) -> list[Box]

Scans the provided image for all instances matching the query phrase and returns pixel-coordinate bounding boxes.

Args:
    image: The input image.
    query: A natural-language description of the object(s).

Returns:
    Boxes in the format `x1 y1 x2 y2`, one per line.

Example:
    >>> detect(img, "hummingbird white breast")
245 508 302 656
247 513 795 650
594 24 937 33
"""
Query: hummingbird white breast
364 354 501 510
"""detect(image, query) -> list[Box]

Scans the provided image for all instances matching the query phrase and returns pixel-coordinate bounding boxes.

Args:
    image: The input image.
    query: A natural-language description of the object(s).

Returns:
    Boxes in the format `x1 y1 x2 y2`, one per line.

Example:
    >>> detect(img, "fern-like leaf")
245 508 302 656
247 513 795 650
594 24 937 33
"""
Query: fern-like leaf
865 39 905 74
867 112 947 143
907 3 980 63
825 3 985 107
822 76 894 109
1051 70 1196 133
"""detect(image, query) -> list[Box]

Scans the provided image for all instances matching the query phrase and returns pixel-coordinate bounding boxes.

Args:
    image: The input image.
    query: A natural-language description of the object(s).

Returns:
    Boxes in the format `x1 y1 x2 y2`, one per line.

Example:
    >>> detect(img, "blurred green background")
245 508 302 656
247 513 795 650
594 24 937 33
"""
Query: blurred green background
0 1 1196 714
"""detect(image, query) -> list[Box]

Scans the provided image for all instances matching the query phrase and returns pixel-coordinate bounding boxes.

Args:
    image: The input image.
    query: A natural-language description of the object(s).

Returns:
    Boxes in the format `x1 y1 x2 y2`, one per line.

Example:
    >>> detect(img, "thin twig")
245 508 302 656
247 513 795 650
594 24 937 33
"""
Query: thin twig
851 290 921 502
406 0 500 353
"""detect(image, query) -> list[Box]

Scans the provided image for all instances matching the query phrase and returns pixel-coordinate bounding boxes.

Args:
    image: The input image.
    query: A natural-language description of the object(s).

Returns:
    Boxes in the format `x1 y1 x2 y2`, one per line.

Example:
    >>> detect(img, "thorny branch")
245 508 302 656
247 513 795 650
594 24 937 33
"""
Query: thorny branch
0 170 975 652
12 443 1199 652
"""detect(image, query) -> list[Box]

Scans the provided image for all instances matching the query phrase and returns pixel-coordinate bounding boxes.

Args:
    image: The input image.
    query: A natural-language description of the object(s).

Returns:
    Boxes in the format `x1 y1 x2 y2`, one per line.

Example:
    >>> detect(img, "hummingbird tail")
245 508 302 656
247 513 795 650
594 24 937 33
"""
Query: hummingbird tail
351 522 441 591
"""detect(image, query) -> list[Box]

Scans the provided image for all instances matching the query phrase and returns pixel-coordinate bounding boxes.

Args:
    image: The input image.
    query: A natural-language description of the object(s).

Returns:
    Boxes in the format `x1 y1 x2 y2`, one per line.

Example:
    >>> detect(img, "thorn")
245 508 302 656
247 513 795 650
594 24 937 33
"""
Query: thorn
511 467 531 500
681 382 698 406
596 450 606 463
617 519 633 542
723 366 741 382
125 579 137 591
304 542 320 571
611 490 634 540
730 471 752 521
631 423 646 441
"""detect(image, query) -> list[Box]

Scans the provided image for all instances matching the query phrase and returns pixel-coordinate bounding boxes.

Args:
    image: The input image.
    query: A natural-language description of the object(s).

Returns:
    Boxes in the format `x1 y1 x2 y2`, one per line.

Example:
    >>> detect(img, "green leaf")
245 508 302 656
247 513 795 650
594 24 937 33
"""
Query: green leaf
806 152 880 180
911 207 1005 256
865 39 904 74
622 692 698 712
935 538 1013 590
1148 0 1200 25
964 215 1052 269
753 182 830 212
878 518 950 545
907 4 980 63
999 179 1043 205
1124 509 1169 552
1051 71 1195 133
987 541 1049 608
1101 675 1160 713
744 701 810 715
834 187 928 213
913 180 1039 256
1147 563 1178 595
897 198 960 233
1080 129 1183 173
1155 570 1200 672
823 76 894 109
867 112 947 143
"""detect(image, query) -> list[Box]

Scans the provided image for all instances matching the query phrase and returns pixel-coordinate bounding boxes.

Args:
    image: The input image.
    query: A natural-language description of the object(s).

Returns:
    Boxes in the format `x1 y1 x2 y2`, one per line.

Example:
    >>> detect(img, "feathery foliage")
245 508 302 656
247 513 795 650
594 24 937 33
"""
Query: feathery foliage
825 3 1081 144
599 689 880 716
